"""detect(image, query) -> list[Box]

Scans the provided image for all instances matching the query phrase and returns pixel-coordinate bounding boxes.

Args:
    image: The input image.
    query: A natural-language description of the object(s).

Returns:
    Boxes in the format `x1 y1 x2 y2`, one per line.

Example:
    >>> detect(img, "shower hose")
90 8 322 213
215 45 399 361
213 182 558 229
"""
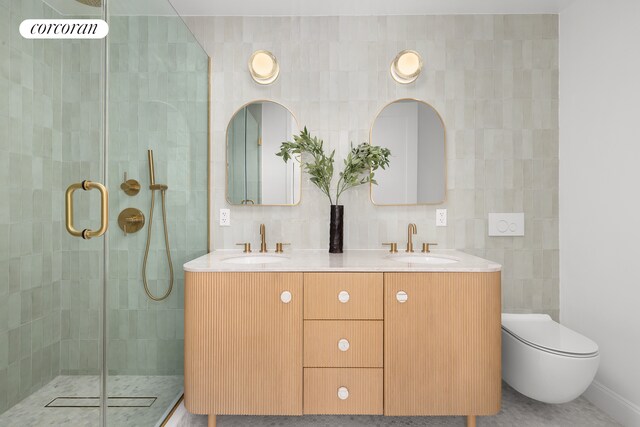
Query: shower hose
142 186 174 301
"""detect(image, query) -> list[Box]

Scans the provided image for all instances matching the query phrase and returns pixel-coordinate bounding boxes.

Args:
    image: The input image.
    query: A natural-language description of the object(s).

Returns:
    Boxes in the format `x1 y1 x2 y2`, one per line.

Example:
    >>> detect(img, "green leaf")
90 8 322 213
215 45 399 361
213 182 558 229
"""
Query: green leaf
279 129 391 205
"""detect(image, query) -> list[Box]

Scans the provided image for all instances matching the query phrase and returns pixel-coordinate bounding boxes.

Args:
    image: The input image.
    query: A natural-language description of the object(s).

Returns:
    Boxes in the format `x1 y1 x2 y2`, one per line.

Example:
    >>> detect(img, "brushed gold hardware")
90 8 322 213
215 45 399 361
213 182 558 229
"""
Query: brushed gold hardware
382 242 398 253
241 199 255 205
118 208 145 235
275 243 290 253
259 224 268 253
65 180 109 239
406 223 417 253
148 150 156 187
120 172 141 196
236 243 252 253
143 149 174 302
422 243 438 253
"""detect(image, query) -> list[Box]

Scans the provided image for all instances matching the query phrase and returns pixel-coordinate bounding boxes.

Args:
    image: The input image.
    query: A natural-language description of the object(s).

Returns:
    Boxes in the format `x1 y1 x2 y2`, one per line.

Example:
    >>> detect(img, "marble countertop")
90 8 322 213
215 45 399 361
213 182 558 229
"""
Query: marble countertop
183 249 502 273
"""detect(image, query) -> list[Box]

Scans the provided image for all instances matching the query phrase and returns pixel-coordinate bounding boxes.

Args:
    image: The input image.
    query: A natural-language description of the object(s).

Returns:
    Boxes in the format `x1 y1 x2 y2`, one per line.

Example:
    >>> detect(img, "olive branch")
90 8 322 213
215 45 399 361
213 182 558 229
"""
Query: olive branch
277 127 391 205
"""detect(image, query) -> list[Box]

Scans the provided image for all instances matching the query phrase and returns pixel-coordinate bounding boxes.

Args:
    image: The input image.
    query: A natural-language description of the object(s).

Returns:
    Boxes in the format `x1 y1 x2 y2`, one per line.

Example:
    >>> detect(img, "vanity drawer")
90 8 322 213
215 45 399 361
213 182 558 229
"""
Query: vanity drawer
304 273 383 319
304 320 383 368
303 368 383 414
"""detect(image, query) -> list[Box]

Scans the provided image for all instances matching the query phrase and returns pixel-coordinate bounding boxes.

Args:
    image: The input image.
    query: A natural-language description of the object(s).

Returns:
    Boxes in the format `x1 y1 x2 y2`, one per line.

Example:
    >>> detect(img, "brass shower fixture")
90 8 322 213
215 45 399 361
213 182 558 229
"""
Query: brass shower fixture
118 208 145 235
142 149 174 302
120 172 141 196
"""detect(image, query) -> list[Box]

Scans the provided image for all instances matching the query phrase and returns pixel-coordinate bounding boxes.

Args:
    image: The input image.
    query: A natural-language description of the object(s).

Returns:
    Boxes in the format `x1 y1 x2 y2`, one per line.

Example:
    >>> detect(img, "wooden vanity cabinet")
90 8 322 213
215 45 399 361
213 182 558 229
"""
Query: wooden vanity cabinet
384 272 502 417
184 270 501 427
184 272 303 417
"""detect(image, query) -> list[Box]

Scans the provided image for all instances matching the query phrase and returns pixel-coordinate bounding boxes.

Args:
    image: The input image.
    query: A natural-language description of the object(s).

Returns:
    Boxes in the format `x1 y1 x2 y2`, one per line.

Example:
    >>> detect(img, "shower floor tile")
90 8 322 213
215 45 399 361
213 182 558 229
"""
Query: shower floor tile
0 375 182 427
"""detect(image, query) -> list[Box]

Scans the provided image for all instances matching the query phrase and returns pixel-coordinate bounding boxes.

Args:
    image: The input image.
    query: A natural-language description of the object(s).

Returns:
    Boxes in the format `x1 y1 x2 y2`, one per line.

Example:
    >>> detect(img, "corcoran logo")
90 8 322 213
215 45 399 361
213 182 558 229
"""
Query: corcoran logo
20 19 109 39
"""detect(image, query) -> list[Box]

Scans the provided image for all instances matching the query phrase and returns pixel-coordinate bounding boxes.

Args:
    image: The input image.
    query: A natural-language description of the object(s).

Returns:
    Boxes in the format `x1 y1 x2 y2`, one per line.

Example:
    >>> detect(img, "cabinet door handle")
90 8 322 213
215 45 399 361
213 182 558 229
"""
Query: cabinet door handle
280 291 292 304
337 386 349 400
396 290 408 303
337 338 350 352
338 290 350 303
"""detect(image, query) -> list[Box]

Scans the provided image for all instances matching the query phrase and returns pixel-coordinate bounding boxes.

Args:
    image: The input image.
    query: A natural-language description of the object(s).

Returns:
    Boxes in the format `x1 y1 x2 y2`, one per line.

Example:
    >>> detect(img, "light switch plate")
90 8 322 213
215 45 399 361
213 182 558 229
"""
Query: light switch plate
488 213 524 236
219 209 230 226
436 209 447 227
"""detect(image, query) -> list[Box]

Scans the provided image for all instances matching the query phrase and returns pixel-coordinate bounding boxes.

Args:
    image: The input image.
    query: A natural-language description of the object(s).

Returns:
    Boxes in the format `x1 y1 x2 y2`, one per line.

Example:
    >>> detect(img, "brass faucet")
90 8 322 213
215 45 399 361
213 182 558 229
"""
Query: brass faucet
406 223 417 252
260 224 268 253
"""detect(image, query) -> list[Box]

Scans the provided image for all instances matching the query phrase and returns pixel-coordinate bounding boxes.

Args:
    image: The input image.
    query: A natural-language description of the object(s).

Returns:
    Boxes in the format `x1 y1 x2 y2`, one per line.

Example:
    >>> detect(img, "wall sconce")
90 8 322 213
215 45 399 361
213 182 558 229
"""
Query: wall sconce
390 50 423 84
248 50 279 85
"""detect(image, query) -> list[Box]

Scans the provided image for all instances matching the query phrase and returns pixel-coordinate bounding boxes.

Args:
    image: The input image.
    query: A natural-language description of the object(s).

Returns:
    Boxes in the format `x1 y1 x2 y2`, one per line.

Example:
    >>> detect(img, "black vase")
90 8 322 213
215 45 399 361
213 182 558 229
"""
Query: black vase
329 205 344 253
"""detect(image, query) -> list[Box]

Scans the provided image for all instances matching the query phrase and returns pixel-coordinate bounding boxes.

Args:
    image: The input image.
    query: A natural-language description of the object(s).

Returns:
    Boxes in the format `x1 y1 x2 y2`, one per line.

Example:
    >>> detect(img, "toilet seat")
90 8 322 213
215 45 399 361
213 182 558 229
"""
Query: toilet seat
501 313 600 404
501 314 599 358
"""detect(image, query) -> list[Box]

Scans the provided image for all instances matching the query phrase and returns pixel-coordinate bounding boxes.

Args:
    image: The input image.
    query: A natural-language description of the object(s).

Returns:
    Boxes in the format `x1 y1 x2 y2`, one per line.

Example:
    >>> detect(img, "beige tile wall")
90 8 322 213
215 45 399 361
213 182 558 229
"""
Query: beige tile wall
184 15 559 318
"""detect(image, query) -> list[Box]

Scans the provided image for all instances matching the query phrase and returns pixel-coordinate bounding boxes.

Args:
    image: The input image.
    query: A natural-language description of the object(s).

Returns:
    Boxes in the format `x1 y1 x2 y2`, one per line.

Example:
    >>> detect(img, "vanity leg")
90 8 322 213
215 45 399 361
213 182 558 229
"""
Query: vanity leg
467 415 477 427
208 414 216 427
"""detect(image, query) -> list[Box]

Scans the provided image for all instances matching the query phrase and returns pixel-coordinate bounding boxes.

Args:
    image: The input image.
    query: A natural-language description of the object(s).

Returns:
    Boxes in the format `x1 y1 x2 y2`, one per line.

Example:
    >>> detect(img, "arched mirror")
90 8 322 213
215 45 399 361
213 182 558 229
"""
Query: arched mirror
226 101 301 205
370 99 446 205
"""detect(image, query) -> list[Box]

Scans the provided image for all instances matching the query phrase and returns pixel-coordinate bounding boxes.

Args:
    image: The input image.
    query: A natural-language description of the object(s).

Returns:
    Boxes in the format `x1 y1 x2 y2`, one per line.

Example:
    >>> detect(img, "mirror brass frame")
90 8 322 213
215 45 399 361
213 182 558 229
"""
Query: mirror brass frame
224 99 302 207
368 98 448 206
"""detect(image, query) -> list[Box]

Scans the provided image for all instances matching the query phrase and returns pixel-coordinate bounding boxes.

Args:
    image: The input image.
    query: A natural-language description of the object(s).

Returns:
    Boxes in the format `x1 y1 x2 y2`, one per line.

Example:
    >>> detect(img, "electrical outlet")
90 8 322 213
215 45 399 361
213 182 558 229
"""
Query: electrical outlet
219 209 230 226
436 209 447 227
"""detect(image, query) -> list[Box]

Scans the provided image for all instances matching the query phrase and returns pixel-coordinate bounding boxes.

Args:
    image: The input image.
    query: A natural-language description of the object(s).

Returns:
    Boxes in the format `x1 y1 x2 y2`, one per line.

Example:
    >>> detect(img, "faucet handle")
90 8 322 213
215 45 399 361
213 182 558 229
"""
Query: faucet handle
421 243 438 253
236 243 252 253
382 242 398 253
120 172 141 196
275 243 290 253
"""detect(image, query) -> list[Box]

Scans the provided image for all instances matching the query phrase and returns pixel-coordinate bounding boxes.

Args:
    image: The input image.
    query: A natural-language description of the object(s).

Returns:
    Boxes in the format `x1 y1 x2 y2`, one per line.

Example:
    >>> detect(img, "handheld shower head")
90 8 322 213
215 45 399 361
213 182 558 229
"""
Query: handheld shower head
147 150 156 187
147 150 167 190
143 148 173 301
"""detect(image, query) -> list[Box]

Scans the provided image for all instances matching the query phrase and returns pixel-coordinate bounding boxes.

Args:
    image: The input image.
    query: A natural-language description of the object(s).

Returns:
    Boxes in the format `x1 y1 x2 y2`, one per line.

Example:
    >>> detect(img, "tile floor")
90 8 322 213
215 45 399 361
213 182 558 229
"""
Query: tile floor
0 375 182 427
177 384 620 427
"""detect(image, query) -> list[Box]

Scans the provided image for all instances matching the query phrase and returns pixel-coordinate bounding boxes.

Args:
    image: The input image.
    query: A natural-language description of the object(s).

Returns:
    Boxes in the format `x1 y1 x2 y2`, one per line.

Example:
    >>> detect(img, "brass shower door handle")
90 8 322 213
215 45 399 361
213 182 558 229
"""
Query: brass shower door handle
65 180 109 239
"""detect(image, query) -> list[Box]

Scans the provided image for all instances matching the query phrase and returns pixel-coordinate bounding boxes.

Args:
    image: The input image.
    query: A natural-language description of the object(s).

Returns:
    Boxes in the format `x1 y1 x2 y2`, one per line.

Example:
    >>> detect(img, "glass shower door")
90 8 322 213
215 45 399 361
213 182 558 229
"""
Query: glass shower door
105 1 209 425
0 0 107 425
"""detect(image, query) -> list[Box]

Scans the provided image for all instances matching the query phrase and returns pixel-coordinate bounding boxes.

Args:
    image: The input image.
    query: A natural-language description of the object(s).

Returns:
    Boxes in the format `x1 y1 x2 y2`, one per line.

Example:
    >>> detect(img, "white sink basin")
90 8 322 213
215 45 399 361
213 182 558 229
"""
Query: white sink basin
222 254 290 265
388 254 459 265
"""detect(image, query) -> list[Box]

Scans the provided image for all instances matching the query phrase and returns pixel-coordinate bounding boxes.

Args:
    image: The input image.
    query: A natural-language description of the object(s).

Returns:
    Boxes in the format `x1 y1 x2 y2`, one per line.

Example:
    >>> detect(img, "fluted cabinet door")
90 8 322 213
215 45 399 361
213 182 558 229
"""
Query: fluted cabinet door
384 272 502 416
184 272 303 415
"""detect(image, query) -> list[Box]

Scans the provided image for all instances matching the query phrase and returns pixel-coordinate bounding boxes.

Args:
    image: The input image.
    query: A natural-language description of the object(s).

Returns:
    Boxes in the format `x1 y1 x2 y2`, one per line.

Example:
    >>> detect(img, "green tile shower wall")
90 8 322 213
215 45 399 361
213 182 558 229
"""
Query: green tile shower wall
0 6 208 414
105 16 208 376
0 0 67 414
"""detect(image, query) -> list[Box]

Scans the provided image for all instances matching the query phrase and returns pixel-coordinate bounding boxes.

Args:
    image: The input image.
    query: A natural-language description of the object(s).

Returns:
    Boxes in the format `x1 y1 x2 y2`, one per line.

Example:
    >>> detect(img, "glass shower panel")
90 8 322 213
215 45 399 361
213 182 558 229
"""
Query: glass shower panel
106 2 209 425
0 0 105 425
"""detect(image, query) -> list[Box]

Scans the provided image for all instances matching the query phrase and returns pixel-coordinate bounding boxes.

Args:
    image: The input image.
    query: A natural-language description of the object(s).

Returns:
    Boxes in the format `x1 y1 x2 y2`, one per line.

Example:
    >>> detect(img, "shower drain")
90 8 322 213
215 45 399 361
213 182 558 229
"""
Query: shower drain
45 396 157 408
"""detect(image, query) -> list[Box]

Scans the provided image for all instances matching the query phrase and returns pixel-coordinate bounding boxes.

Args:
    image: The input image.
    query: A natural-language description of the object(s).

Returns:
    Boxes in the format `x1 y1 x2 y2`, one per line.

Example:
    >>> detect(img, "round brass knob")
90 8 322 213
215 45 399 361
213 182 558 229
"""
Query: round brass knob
118 208 145 235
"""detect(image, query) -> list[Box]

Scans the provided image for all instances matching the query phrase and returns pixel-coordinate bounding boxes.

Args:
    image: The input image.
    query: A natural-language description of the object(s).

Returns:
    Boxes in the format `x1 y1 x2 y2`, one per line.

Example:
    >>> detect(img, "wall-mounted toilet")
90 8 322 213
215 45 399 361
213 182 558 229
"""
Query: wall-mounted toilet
501 313 599 404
